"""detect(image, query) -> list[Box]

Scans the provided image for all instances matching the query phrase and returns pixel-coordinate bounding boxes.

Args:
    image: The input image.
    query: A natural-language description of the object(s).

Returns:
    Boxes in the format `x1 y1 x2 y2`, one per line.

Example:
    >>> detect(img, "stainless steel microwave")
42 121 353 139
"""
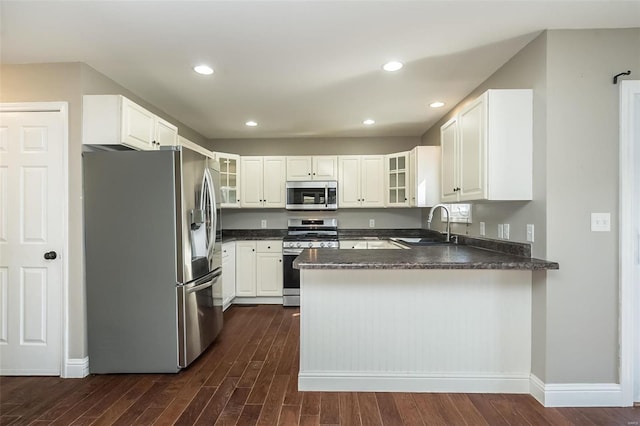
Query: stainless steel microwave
285 181 338 210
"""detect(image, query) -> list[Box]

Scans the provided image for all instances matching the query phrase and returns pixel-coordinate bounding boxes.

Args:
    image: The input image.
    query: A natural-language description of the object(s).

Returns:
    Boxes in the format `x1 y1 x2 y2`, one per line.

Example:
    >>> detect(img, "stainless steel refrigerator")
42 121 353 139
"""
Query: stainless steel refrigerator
83 146 223 373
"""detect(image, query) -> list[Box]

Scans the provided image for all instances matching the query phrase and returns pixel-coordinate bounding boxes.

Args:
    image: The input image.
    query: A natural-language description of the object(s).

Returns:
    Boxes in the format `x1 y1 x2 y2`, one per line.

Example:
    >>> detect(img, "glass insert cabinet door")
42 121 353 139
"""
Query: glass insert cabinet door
387 152 409 206
216 152 240 208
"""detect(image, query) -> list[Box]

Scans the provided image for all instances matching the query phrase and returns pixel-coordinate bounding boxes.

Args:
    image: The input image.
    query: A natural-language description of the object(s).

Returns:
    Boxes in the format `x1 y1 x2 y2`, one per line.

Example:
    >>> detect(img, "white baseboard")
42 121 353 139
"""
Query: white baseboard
63 357 89 378
299 372 531 394
529 374 623 407
232 297 283 305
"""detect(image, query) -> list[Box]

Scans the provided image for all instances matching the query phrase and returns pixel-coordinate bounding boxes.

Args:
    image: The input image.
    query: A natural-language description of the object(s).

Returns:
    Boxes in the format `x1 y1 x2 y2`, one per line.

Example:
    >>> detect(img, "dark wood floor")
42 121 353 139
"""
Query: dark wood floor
1 305 638 425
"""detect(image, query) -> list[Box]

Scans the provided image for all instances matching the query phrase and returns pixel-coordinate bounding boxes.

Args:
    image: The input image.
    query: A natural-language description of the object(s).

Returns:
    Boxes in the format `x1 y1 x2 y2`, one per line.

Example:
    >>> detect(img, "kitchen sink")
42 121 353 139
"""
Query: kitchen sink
390 237 450 247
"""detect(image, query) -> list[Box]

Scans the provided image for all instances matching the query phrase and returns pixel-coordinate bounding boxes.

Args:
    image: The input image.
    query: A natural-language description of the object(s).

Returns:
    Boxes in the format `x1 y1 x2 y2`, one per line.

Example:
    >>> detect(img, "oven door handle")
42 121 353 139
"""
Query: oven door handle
283 248 304 256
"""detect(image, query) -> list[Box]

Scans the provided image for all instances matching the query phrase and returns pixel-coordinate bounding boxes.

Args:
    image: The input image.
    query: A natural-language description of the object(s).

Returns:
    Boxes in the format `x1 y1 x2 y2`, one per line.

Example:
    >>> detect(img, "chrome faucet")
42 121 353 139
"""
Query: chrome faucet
427 203 451 242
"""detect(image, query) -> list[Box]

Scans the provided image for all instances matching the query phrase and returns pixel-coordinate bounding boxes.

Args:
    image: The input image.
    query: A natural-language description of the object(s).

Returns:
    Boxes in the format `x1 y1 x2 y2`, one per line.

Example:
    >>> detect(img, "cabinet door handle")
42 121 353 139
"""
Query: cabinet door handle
267 246 271 249
279 259 282 263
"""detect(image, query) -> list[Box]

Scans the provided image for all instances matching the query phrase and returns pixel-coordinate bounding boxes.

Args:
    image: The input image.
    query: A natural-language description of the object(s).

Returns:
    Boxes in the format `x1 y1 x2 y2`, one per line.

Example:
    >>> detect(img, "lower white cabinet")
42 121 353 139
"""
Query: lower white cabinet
221 241 236 310
235 240 283 298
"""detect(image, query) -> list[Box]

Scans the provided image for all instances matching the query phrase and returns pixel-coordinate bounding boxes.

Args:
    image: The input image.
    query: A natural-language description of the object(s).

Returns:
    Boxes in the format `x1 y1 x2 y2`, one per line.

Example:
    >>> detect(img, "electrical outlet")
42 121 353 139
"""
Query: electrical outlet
591 212 611 232
503 223 510 240
527 224 535 242
498 224 504 239
261 219 267 229
479 222 486 236
369 219 375 228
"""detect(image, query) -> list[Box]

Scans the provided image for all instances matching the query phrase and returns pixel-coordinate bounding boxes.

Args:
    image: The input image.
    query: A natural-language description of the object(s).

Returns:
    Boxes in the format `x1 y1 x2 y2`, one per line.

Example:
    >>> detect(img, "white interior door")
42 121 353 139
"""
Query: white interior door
0 108 64 375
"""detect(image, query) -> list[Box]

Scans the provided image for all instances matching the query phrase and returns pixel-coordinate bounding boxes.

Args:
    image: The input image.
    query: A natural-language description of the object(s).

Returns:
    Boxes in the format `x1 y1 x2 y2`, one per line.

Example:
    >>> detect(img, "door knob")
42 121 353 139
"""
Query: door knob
44 251 57 260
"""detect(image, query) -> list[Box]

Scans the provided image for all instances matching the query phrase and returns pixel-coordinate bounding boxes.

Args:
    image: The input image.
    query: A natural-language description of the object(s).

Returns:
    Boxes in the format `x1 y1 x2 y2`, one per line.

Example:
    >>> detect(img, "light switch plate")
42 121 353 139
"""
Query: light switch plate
480 222 486 236
498 224 504 239
527 224 535 242
503 224 510 240
591 213 611 232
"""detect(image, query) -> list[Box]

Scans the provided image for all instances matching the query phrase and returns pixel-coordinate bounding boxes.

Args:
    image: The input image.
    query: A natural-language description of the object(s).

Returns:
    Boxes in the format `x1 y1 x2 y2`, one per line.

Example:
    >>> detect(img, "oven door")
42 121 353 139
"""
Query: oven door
282 248 302 306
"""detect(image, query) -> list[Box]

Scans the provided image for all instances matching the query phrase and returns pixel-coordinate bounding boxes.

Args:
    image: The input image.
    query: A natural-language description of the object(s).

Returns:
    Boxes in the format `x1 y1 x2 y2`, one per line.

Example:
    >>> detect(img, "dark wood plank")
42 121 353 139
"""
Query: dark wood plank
301 392 322 416
237 404 262 425
466 393 510 426
90 376 156 426
339 392 362 426
486 394 534 426
193 377 239 426
412 393 454 426
237 361 264 388
319 392 341 425
278 404 300 425
376 392 404 426
553 407 599 425
255 374 289 426
357 393 383 426
299 414 321 426
213 386 251 425
447 394 489 426
246 311 293 404
173 386 217 425
392 393 424 426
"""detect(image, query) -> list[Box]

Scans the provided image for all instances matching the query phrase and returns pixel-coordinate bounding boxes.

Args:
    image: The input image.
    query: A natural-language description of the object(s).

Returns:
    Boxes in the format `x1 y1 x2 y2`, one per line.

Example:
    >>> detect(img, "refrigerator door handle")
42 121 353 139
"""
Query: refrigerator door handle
205 168 217 252
187 279 214 294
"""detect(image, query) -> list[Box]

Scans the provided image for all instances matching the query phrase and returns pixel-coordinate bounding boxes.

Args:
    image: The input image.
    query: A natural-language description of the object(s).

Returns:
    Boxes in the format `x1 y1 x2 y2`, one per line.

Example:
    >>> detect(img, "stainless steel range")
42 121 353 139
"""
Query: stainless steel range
282 218 338 306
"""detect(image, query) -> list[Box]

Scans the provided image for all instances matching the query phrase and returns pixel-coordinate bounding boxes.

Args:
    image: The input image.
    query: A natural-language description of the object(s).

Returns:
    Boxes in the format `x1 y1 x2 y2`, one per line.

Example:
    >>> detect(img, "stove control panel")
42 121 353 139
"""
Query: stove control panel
283 240 339 249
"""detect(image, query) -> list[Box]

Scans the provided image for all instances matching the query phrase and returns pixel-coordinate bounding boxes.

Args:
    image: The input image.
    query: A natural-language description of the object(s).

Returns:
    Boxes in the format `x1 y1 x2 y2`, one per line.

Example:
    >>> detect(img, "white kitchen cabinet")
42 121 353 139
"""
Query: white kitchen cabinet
440 89 532 202
386 151 410 207
256 241 283 297
286 156 338 181
338 155 384 208
221 242 236 310
409 146 441 207
235 241 257 297
215 152 241 208
240 156 286 208
234 240 283 299
83 94 177 150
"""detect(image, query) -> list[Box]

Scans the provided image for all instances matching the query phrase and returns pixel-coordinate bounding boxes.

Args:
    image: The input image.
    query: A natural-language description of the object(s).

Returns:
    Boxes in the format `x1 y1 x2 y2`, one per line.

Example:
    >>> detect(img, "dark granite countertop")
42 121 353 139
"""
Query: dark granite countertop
293 244 559 270
221 229 286 243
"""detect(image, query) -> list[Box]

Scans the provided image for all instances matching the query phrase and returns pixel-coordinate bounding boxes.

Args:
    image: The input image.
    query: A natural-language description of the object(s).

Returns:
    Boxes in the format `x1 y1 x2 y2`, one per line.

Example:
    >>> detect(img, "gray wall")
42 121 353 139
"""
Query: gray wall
544 28 639 383
0 62 207 360
423 28 640 384
222 208 423 230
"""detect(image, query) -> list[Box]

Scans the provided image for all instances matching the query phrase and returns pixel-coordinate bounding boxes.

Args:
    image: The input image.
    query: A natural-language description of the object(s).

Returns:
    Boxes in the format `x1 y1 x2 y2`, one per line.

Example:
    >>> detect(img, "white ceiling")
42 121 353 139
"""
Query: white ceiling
1 1 639 139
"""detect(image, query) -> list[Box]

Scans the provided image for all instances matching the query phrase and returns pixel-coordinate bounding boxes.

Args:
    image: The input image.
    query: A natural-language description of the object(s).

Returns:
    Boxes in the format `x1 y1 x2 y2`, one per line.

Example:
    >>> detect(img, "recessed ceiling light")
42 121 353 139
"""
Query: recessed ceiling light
382 61 403 72
430 101 445 108
245 121 258 127
363 119 375 125
193 65 214 75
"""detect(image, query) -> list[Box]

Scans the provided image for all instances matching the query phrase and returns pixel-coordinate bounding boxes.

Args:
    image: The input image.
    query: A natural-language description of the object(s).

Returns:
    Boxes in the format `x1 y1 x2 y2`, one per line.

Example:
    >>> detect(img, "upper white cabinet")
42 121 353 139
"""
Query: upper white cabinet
215 152 241 208
440 89 532 202
386 151 410 207
338 155 385 208
409 146 441 207
240 156 286 208
286 156 338 181
83 95 178 150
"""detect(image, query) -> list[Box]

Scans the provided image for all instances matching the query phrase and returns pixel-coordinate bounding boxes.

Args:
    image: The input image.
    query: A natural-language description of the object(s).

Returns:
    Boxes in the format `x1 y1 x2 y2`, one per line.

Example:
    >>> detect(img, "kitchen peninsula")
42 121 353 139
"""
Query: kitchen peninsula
294 240 558 394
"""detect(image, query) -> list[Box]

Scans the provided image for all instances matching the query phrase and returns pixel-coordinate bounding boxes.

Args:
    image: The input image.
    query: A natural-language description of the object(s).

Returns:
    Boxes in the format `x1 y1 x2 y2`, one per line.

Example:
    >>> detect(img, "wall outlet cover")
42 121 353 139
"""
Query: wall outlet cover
503 224 510 240
498 224 504 239
479 222 486 236
261 219 267 229
369 219 375 228
591 212 611 232
526 224 535 242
